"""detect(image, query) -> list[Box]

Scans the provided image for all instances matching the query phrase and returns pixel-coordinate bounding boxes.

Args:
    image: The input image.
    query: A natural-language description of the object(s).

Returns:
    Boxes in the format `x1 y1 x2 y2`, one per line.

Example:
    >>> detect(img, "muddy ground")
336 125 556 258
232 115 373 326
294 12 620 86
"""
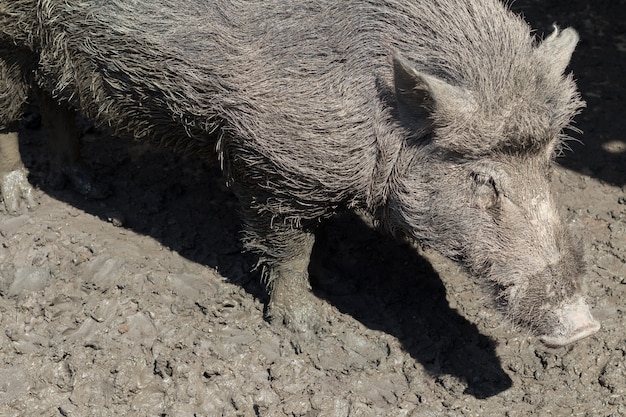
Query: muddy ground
0 1 625 416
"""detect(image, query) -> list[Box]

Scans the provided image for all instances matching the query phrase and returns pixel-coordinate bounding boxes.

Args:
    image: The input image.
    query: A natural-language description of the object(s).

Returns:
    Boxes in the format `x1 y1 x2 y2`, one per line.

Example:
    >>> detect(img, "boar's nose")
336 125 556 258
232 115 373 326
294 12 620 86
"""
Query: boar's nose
539 297 601 348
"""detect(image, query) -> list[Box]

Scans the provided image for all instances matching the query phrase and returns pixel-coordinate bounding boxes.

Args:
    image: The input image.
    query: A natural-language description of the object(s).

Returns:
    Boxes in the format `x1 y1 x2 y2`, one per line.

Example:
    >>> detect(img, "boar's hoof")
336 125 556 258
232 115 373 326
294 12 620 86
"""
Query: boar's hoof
1 167 38 214
267 295 325 334
539 298 601 348
50 163 110 200
267 297 328 353
266 268 328 339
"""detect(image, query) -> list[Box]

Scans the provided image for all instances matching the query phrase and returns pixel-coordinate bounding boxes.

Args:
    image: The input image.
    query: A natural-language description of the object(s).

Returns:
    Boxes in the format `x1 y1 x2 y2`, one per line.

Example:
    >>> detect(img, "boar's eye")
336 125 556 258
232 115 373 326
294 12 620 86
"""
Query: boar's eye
470 172 500 209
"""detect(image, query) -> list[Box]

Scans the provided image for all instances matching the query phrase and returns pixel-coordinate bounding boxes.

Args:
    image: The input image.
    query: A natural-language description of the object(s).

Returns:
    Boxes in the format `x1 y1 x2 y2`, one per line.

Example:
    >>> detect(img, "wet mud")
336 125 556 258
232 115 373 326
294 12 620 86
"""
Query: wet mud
0 1 625 416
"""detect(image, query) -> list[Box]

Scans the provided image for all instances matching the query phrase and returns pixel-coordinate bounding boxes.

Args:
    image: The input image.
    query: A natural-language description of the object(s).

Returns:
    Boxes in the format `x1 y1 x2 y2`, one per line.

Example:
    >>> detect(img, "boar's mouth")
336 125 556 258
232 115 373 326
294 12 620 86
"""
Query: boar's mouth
537 297 600 348
490 272 599 347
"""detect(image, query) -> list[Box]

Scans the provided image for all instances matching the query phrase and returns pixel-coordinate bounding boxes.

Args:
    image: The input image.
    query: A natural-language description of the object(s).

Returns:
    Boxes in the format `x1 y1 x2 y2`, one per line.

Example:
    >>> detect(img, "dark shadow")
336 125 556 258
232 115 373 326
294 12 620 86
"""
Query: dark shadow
18 118 266 299
512 0 626 187
310 213 512 399
17 116 511 399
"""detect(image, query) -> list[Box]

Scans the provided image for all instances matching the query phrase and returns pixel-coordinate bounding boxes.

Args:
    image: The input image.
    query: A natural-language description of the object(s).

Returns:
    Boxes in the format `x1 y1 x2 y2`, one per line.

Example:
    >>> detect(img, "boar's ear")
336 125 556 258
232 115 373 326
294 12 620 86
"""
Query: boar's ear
536 26 579 75
393 54 436 137
393 53 473 138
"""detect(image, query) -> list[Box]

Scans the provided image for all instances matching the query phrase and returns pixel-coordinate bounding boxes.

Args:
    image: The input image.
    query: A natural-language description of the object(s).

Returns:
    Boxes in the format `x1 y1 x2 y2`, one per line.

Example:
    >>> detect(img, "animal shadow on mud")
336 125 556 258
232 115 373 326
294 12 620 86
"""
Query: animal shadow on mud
311 214 512 398
18 117 511 399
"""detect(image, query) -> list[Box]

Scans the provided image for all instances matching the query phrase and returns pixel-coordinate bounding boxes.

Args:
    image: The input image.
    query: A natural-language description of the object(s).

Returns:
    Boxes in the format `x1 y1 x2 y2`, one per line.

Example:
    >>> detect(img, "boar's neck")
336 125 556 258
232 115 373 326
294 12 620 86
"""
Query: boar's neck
372 142 445 243
366 119 409 211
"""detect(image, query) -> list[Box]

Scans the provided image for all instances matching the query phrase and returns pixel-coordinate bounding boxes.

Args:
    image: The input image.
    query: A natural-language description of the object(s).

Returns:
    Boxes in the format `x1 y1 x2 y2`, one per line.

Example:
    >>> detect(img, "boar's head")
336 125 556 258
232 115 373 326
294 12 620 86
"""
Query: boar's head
386 27 599 347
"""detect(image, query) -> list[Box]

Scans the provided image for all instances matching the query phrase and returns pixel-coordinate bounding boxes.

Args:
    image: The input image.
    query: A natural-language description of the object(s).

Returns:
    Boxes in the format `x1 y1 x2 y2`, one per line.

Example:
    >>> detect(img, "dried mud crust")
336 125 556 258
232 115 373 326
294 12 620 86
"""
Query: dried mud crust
1 2 625 416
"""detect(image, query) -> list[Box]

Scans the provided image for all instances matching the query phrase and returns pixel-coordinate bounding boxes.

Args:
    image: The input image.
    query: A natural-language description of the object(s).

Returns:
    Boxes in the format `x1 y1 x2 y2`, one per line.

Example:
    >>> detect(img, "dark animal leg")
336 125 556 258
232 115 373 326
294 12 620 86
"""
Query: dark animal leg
35 87 107 199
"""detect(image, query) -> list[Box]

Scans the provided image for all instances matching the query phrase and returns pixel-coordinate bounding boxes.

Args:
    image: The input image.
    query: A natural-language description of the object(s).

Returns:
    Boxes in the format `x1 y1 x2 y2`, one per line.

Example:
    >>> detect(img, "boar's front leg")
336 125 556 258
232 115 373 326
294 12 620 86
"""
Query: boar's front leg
263 229 318 333
237 192 325 335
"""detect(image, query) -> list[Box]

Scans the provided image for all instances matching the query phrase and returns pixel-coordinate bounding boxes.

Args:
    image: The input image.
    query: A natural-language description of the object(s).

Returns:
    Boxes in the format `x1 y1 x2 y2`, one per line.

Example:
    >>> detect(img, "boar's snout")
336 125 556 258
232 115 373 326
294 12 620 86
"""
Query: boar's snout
539 297 600 348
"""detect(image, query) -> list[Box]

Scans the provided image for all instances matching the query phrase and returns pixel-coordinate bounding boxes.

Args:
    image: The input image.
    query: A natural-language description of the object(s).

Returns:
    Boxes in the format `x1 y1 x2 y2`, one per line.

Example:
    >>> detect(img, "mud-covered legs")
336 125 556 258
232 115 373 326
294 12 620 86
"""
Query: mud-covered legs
0 127 36 213
236 191 325 334
264 231 319 332
0 87 107 213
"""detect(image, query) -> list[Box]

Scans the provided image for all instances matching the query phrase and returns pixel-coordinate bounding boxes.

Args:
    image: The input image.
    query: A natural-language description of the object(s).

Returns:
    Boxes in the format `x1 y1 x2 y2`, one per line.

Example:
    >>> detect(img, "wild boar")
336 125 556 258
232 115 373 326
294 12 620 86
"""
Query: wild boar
0 0 600 347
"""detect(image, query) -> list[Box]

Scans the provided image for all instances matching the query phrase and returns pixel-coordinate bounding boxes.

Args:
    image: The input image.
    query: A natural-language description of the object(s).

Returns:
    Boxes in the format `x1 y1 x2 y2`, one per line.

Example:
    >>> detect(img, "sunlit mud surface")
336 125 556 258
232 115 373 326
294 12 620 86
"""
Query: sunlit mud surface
1 1 624 415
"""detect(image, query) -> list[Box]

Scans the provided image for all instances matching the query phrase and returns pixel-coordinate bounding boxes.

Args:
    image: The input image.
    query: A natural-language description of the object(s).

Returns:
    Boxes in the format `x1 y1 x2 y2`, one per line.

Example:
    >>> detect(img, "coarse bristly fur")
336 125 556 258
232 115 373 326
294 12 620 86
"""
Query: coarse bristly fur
0 0 597 344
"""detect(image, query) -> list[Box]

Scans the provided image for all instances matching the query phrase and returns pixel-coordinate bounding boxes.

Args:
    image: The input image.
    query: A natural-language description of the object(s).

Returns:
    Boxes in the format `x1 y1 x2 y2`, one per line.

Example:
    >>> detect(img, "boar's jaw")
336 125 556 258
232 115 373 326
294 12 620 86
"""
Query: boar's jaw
538 297 600 348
